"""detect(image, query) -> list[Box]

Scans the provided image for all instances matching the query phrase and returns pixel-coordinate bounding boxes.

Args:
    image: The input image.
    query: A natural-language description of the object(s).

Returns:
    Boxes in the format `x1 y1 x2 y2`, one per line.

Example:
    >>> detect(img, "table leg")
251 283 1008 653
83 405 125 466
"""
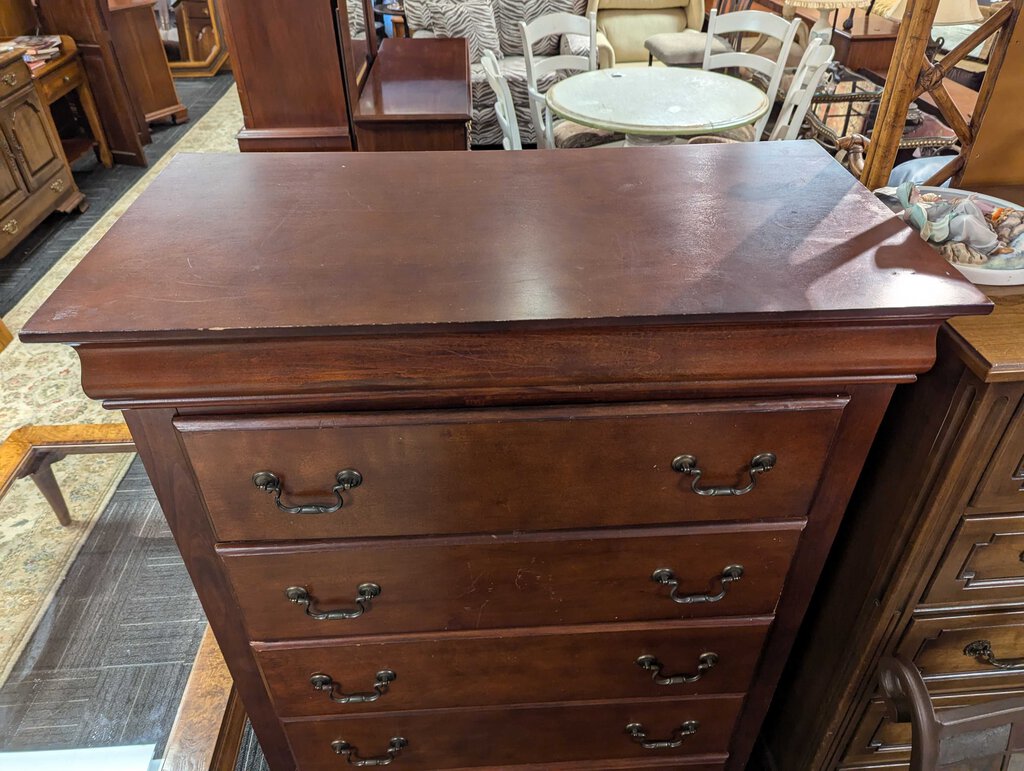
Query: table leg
76 79 114 168
624 134 679 147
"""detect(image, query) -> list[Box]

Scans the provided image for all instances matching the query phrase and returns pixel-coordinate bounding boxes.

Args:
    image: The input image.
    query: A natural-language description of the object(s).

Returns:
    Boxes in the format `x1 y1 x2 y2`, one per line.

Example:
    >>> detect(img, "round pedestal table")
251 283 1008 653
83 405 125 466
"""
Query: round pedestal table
545 67 771 147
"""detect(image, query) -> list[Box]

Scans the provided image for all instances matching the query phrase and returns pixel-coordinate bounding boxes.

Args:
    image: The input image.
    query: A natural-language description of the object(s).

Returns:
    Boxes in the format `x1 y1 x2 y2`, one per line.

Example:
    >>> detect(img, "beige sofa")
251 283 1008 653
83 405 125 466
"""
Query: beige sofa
587 0 704 67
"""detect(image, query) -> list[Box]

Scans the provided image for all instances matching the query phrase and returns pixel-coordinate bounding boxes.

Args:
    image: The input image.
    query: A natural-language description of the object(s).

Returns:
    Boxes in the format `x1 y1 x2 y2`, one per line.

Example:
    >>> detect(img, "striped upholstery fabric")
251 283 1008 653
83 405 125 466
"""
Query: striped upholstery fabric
427 0 501 62
497 0 581 54
472 56 565 145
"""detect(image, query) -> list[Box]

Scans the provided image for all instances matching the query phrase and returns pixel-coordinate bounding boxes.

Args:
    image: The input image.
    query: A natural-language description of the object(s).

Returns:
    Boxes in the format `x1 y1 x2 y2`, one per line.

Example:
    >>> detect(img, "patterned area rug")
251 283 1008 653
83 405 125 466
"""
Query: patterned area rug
0 86 243 685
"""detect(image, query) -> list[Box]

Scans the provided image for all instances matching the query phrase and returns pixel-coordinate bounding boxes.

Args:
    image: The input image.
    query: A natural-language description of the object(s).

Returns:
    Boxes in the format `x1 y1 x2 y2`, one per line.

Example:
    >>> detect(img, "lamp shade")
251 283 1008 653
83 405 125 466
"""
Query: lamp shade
875 0 984 24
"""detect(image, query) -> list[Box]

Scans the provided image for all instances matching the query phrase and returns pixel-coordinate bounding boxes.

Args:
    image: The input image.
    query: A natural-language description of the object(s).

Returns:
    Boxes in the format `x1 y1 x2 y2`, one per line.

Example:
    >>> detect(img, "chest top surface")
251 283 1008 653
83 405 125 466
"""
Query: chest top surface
21 142 989 344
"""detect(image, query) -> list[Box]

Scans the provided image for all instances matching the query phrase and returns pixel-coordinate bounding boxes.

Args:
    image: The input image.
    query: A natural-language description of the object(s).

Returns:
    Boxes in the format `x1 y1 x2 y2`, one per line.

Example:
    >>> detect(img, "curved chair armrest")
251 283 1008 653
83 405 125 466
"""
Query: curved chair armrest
596 30 615 69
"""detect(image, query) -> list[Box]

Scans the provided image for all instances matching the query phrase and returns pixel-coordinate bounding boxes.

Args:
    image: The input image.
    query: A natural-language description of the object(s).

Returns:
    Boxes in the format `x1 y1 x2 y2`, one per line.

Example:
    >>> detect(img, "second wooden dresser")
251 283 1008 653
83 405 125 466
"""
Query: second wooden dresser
21 144 989 770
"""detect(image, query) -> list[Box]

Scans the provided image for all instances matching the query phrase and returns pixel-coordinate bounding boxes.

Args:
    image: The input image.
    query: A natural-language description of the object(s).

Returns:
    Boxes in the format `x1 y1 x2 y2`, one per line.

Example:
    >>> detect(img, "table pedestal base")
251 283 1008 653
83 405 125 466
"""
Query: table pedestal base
624 134 680 147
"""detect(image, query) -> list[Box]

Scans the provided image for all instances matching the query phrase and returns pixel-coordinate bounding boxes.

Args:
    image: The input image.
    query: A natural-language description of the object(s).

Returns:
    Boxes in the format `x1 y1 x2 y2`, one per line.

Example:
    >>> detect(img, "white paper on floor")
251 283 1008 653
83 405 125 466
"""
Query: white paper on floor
0 743 156 771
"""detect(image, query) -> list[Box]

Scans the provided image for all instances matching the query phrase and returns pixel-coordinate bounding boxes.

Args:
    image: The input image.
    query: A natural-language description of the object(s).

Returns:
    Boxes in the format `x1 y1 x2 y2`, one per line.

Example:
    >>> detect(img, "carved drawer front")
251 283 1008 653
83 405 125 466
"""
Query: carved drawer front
282 695 742 769
0 58 26 102
972 397 1024 511
176 398 845 542
839 690 1021 768
923 513 1024 608
898 609 1024 693
254 618 770 717
219 522 802 641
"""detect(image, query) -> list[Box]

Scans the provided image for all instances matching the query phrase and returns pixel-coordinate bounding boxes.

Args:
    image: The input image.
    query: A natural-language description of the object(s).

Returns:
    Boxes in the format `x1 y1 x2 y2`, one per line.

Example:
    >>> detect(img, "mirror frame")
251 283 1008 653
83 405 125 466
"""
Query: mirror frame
335 0 379 104
169 0 230 78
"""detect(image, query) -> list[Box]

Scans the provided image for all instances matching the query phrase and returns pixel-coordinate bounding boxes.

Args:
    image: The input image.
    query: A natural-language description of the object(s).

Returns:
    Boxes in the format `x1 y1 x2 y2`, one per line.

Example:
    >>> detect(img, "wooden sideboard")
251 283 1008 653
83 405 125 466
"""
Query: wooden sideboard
765 212 1024 767
21 143 989 770
0 52 85 260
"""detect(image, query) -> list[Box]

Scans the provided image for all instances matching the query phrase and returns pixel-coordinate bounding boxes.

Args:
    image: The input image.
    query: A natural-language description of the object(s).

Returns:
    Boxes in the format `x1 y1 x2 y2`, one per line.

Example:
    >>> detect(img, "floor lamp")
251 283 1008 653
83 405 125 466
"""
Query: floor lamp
859 0 1023 190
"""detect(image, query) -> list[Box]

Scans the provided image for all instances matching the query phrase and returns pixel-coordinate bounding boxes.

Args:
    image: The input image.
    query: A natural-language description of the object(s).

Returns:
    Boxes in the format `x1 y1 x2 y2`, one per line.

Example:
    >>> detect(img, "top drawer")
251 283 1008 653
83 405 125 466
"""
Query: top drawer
0 57 28 102
972 396 1024 511
177 398 846 542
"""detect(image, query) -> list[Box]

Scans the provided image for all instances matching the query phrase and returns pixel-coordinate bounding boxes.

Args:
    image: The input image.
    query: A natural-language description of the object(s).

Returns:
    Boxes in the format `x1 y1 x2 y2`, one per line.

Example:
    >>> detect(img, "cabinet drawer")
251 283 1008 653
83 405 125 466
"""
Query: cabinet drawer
898 609 1024 693
282 695 741 769
972 397 1024 511
0 58 28 102
219 522 802 640
178 399 845 542
923 513 1024 608
37 59 84 103
255 618 770 717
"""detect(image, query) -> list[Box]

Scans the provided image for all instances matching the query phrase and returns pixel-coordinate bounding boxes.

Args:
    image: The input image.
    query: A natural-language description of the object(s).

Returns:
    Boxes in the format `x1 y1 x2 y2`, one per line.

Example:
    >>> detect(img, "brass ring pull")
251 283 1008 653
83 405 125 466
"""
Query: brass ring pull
625 720 699 750
310 670 396 703
1 73 16 86
636 652 718 685
963 640 1024 670
672 452 777 496
331 737 407 766
652 565 744 605
253 469 362 514
285 584 380 620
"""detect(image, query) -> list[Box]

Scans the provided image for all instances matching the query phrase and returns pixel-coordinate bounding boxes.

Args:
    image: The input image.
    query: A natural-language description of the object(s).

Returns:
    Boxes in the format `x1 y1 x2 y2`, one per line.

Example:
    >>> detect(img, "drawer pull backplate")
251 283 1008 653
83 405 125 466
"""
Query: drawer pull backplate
625 720 699 750
1 73 16 87
253 469 362 514
652 565 744 605
310 670 396 703
331 737 407 766
672 452 776 496
286 583 380 621
636 652 718 685
964 640 1024 670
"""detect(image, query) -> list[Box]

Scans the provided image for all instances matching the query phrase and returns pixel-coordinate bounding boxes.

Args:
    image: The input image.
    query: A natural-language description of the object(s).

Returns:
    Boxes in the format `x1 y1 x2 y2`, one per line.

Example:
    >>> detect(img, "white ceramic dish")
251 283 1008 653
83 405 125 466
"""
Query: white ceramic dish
917 186 1024 287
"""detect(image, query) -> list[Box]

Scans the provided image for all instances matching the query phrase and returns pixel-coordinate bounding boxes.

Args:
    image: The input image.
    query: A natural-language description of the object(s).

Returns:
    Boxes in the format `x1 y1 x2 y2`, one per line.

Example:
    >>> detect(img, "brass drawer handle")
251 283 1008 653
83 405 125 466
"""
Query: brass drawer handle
2 73 17 87
253 469 362 514
310 670 396 703
672 452 776 496
652 565 743 605
286 584 380 620
964 640 1024 670
331 737 407 766
50 179 65 193
636 652 718 685
2 219 19 235
625 720 699 750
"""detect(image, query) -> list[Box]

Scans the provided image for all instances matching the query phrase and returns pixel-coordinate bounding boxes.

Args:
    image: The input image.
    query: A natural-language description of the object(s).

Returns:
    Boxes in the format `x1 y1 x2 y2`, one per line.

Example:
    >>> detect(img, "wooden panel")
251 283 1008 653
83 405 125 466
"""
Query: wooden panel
355 121 469 152
219 522 804 640
0 89 65 190
899 609 1024 693
18 146 990 345
0 0 39 37
947 286 1024 383
0 57 28 101
972 394 1024 510
923 512 1024 607
282 695 742 769
254 619 771 717
178 400 845 542
0 129 28 222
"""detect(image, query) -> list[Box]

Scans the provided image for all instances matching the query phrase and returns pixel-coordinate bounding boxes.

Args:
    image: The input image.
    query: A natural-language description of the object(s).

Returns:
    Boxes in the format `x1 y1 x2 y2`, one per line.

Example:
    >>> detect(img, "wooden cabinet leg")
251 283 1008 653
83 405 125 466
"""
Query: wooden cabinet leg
76 80 114 168
0 317 12 352
29 454 73 527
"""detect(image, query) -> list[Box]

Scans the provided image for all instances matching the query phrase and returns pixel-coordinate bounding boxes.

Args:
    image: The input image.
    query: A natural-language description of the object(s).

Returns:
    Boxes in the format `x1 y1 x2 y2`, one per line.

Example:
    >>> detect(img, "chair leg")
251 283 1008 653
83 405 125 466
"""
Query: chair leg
28 453 72 527
649 53 654 66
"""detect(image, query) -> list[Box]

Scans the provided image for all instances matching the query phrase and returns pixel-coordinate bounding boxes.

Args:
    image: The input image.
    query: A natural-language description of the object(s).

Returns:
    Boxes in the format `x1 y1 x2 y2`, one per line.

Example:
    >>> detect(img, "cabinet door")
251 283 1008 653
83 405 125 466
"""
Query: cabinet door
0 131 28 223
0 90 65 191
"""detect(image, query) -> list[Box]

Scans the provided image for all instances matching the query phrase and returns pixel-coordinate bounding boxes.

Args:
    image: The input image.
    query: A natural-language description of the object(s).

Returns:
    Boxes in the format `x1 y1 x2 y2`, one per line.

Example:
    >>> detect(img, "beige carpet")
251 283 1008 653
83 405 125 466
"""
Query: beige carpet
0 86 243 685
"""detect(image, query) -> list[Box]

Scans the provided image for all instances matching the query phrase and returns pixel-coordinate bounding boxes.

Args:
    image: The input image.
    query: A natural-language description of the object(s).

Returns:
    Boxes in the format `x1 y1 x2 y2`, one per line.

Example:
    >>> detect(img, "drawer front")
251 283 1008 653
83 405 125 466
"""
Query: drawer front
923 513 1024 608
220 523 803 640
38 59 84 103
0 58 28 102
972 397 1024 511
283 695 742 769
898 609 1024 693
838 690 1021 767
255 619 771 716
178 399 845 542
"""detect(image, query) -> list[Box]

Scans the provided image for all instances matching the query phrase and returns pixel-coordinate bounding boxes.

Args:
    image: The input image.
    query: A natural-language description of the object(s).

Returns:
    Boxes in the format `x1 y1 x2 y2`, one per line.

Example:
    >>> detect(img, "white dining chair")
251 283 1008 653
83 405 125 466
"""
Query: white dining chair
481 49 522 150
520 12 619 149
702 9 801 139
768 39 835 141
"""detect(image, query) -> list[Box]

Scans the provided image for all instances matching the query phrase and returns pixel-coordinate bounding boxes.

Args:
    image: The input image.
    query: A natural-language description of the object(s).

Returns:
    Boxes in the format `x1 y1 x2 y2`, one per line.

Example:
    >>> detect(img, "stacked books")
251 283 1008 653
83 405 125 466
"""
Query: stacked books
0 35 62 72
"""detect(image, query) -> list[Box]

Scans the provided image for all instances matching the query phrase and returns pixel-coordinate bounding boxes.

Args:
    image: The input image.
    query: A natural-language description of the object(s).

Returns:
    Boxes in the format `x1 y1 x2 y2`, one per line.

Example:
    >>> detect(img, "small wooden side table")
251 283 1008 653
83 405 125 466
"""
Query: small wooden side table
373 2 408 38
31 35 114 168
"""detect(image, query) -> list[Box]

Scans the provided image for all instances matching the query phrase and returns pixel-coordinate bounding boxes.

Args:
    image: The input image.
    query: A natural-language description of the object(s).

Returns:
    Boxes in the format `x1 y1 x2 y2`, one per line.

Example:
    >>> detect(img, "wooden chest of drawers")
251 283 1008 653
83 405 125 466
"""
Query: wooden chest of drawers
21 144 989 770
766 281 1024 769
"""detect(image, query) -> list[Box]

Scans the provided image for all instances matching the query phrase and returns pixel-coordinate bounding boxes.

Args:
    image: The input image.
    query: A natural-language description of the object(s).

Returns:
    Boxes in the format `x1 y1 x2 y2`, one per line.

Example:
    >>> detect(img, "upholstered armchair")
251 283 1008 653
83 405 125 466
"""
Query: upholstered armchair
586 0 705 67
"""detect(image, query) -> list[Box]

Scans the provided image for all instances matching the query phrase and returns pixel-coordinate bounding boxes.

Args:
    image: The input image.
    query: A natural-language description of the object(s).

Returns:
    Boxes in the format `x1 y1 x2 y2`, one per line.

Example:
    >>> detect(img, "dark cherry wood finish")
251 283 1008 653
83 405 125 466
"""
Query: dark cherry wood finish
353 37 470 151
765 240 1024 766
21 144 991 771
